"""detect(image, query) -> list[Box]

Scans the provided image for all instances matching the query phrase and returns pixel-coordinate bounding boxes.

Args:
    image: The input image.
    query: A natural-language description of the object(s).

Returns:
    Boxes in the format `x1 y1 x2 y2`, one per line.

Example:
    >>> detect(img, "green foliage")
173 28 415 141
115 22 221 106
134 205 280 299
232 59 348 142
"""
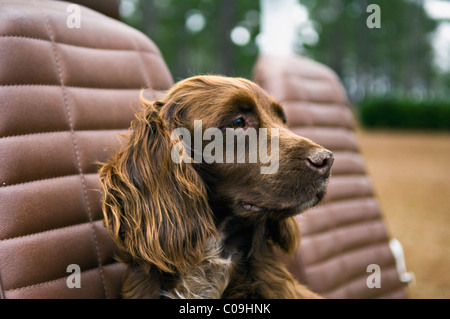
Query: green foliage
123 0 260 80
359 96 450 130
301 0 442 101
121 0 448 102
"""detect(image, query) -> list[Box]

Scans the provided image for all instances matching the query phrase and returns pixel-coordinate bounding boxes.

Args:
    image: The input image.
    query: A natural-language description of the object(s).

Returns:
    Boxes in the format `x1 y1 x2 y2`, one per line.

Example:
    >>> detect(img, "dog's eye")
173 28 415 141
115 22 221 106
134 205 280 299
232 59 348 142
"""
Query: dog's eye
229 117 246 129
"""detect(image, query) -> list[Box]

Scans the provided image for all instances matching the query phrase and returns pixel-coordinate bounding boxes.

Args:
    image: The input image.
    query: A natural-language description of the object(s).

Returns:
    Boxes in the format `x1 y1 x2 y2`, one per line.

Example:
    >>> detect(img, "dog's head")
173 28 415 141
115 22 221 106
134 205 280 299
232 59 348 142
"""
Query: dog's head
99 75 333 274
158 76 333 220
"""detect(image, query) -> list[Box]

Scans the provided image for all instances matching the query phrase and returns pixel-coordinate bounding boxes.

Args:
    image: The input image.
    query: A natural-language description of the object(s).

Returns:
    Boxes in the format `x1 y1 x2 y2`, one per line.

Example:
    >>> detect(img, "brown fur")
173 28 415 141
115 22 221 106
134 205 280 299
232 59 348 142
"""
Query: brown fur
99 75 333 299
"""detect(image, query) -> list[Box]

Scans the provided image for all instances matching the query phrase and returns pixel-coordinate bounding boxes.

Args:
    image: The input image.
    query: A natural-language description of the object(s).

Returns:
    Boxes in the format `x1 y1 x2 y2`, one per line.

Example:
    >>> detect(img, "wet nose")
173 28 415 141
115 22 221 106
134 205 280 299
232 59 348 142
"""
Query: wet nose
306 149 334 176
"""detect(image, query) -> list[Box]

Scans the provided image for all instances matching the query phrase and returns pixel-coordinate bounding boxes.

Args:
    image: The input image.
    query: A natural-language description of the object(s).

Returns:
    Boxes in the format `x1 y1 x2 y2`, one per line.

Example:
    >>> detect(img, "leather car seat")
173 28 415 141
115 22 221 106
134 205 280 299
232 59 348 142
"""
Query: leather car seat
0 0 173 298
253 54 410 298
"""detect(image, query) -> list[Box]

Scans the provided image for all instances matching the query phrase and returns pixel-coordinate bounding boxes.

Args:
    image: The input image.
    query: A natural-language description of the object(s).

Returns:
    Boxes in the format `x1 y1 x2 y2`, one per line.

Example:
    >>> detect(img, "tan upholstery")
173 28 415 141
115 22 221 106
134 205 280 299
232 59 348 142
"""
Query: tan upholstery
0 0 173 298
253 55 408 298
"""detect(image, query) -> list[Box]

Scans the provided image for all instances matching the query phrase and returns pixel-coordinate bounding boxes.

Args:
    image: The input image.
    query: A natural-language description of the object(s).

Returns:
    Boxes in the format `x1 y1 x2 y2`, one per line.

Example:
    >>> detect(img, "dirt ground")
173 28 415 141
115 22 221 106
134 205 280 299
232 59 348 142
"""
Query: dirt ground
356 129 450 299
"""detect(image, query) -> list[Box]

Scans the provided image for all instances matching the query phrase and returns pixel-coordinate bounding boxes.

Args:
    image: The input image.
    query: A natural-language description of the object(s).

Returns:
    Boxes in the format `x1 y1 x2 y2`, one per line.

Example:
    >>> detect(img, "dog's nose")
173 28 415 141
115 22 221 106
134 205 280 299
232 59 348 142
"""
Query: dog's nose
305 149 334 176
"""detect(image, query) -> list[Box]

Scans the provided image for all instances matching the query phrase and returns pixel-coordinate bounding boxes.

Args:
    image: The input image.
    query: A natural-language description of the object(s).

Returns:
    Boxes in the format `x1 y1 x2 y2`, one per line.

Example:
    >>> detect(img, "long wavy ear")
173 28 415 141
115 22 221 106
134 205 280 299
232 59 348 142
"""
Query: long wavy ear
268 217 301 255
99 97 216 274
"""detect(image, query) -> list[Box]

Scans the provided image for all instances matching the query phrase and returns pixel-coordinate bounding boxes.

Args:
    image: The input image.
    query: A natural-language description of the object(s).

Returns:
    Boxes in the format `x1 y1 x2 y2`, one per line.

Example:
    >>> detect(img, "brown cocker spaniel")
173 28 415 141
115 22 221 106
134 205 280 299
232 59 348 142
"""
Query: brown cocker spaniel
99 75 333 299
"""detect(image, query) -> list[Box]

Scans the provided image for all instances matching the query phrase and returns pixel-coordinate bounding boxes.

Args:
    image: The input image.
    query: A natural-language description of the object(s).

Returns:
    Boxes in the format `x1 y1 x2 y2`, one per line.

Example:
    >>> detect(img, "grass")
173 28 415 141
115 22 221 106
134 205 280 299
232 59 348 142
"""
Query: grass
356 129 450 299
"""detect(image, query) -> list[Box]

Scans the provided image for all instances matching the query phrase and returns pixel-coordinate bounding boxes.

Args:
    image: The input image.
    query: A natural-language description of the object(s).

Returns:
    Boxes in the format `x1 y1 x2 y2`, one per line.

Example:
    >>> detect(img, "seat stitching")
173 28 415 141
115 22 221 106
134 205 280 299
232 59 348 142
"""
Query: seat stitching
0 219 104 243
33 1 108 298
0 34 160 55
0 173 84 189
128 34 157 101
0 84 168 91
4 263 123 294
0 128 130 141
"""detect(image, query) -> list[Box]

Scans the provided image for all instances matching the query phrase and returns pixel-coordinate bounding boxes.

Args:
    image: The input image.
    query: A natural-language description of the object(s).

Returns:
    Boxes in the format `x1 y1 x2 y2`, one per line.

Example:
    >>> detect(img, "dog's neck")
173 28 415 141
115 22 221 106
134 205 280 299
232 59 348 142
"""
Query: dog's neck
210 200 273 258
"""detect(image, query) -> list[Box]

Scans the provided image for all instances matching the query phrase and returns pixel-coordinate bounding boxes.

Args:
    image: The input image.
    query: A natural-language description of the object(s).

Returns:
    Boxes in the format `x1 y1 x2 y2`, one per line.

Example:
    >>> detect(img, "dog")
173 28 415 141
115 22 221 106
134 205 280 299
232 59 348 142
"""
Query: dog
99 75 333 298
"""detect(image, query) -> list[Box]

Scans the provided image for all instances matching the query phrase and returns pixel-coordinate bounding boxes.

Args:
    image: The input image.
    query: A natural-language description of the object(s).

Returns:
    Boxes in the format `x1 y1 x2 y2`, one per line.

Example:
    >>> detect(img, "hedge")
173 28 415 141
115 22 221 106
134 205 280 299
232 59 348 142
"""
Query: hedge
358 97 450 130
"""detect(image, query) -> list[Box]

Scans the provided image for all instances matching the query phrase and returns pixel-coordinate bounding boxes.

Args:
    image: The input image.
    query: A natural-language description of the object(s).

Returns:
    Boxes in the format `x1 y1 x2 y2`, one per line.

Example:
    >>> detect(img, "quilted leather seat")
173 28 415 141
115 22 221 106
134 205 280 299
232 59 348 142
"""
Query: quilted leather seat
1 0 409 299
253 55 408 298
0 0 173 298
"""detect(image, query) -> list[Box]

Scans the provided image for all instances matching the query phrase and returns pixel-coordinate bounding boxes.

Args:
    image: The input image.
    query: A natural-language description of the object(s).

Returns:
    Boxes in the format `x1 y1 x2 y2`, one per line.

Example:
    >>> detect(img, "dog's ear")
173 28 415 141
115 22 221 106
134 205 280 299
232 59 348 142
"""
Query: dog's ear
99 97 216 274
268 217 301 255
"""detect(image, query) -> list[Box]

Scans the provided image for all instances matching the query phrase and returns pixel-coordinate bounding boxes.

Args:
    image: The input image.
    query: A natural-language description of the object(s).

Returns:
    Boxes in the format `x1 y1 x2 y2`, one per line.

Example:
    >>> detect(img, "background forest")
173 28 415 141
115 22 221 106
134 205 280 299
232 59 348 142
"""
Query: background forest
120 0 449 104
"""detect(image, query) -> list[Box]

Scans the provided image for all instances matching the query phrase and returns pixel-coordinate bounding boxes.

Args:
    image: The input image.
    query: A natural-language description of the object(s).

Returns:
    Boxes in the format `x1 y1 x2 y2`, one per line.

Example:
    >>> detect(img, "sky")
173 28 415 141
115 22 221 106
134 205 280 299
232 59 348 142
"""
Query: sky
424 0 450 72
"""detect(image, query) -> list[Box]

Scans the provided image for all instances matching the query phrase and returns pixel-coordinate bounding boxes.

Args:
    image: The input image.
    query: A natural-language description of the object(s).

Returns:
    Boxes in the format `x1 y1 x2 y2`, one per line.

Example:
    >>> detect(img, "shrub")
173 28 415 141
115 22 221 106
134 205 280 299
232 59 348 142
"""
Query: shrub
359 97 450 130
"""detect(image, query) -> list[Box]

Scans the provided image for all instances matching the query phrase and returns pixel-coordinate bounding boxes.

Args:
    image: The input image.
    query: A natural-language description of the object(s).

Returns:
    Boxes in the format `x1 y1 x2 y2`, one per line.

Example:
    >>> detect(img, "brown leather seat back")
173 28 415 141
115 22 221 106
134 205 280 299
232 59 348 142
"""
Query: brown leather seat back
253 55 407 298
0 0 173 298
